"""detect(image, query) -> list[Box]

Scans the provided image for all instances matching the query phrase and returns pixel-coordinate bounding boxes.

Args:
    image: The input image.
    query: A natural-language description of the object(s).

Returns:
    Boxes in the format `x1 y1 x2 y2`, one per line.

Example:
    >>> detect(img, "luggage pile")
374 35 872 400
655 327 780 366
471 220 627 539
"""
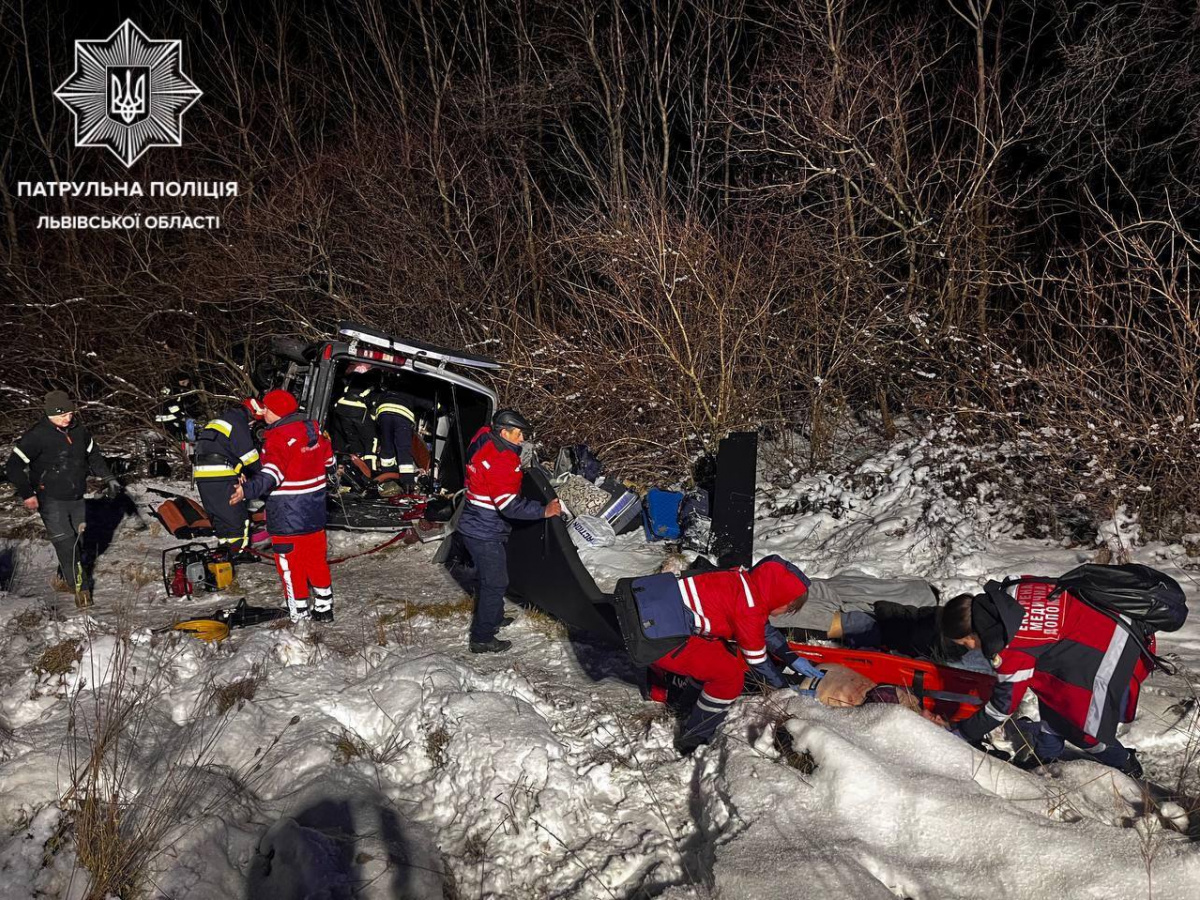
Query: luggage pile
548 444 714 554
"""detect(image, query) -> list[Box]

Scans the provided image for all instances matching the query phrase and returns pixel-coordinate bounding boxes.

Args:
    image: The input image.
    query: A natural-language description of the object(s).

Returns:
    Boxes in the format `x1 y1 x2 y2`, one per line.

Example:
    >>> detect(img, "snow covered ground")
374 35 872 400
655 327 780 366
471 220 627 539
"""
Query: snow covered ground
1 430 1198 899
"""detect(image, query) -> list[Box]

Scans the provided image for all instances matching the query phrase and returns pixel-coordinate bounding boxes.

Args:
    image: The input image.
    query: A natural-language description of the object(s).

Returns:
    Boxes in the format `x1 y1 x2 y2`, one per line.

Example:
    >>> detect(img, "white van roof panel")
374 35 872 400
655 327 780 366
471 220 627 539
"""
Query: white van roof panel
339 322 500 370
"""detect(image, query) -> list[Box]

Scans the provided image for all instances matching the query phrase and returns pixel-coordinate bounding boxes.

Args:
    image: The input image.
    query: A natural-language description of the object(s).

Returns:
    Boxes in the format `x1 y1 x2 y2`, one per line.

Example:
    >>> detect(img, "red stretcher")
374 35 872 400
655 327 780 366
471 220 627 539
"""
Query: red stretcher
788 643 996 723
647 643 995 724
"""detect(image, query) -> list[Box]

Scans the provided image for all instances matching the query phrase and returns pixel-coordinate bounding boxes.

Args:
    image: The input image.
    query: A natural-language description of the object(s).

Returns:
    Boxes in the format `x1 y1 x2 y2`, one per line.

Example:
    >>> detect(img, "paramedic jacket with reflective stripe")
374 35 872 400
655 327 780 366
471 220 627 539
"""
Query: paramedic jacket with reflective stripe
5 417 113 501
457 426 546 541
241 413 334 536
957 581 1156 745
661 556 812 687
193 406 262 481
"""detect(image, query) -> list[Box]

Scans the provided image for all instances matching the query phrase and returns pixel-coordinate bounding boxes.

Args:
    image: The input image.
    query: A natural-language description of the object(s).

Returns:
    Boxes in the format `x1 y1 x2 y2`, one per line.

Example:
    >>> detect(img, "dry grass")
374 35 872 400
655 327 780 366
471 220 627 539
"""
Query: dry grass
629 704 675 730
462 833 488 865
332 727 367 764
380 596 474 624
587 746 633 770
424 724 451 770
1 519 46 540
14 607 44 634
35 639 81 677
521 608 570 641
210 670 262 714
117 563 160 590
440 854 462 900
369 597 476 649
330 722 410 767
72 796 145 900
773 716 817 774
64 622 298 899
318 631 371 659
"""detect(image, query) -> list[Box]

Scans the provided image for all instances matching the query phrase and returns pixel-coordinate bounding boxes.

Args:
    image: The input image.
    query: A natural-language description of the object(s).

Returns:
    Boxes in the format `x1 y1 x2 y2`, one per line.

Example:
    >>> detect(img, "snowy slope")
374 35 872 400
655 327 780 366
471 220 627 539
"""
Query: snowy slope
0 434 1197 899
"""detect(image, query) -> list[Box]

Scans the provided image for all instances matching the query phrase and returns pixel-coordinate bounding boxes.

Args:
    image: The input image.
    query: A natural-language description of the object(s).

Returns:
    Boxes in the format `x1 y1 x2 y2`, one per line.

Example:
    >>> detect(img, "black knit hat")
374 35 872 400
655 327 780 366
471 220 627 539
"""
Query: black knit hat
44 390 75 415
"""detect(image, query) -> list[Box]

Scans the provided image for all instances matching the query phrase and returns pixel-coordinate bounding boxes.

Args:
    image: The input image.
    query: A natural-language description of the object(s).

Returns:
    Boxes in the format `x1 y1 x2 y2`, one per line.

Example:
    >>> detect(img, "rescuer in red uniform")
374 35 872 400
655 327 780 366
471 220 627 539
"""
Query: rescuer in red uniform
233 390 336 623
946 580 1152 775
457 409 561 653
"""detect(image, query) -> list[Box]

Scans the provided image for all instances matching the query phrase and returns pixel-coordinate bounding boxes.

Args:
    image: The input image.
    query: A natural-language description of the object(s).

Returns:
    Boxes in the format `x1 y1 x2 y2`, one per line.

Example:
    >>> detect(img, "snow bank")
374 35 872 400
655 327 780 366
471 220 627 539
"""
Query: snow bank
693 699 1200 899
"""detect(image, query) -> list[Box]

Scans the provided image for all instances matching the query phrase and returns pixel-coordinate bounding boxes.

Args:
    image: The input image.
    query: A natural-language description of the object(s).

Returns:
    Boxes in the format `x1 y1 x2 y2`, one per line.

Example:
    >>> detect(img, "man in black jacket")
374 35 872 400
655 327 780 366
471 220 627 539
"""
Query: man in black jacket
330 368 379 464
155 370 203 442
5 391 121 607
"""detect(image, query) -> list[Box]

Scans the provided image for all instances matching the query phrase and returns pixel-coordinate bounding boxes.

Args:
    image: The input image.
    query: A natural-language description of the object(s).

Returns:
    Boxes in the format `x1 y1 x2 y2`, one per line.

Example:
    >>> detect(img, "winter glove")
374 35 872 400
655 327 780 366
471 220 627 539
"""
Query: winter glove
105 478 123 500
786 656 825 681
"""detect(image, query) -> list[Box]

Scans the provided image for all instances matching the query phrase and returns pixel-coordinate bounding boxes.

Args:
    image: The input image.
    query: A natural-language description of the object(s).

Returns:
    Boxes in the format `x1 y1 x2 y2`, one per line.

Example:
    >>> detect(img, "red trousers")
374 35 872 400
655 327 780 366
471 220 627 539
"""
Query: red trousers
271 531 332 619
653 636 748 702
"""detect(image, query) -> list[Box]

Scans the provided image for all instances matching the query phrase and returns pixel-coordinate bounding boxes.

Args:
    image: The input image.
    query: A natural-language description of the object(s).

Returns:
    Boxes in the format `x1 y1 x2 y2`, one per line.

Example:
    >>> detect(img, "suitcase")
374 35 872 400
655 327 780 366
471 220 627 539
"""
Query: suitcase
600 486 643 535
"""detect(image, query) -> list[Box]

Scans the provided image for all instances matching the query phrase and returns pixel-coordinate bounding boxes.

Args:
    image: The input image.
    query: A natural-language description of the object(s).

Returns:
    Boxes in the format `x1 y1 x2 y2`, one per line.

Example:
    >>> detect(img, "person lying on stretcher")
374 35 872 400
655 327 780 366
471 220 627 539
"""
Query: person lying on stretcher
768 573 986 669
759 623 956 726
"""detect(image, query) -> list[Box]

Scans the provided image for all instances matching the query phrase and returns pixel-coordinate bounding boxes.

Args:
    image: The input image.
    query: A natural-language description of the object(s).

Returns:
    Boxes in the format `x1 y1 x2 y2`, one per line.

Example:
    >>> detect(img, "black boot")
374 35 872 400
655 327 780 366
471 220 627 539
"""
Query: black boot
675 701 728 755
1120 748 1144 779
673 734 703 757
667 679 702 719
470 638 512 654
312 608 334 623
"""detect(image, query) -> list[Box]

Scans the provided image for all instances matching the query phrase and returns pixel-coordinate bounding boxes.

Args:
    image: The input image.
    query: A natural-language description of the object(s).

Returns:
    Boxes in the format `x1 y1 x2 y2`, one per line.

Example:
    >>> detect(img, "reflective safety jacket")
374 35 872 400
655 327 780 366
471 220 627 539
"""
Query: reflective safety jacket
372 389 420 474
242 413 334 536
192 406 261 481
457 426 545 540
155 388 202 440
331 381 377 459
958 579 1156 745
5 417 113 501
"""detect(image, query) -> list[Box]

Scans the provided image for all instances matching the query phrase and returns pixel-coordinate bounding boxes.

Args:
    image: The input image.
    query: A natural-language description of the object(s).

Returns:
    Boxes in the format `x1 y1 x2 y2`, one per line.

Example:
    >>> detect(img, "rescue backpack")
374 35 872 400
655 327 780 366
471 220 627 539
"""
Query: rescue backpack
993 563 1188 673
999 564 1187 636
612 573 693 665
1058 564 1187 634
152 497 213 539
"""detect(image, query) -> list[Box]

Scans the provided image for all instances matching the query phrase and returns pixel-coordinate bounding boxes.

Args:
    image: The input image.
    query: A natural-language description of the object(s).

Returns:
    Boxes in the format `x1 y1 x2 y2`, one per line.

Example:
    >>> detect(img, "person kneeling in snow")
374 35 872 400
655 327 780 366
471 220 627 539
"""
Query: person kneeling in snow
942 584 1150 776
232 390 336 623
614 556 822 755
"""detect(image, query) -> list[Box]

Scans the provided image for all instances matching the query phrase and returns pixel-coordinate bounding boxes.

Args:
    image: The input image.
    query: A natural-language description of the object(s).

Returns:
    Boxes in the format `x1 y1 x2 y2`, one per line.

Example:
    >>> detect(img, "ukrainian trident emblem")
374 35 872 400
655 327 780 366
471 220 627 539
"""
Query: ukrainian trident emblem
108 68 149 125
55 20 202 167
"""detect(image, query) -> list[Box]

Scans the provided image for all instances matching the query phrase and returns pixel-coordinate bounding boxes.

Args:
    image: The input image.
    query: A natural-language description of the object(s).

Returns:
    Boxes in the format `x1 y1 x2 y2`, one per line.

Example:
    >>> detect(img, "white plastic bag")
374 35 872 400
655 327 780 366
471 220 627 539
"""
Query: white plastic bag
567 515 616 550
